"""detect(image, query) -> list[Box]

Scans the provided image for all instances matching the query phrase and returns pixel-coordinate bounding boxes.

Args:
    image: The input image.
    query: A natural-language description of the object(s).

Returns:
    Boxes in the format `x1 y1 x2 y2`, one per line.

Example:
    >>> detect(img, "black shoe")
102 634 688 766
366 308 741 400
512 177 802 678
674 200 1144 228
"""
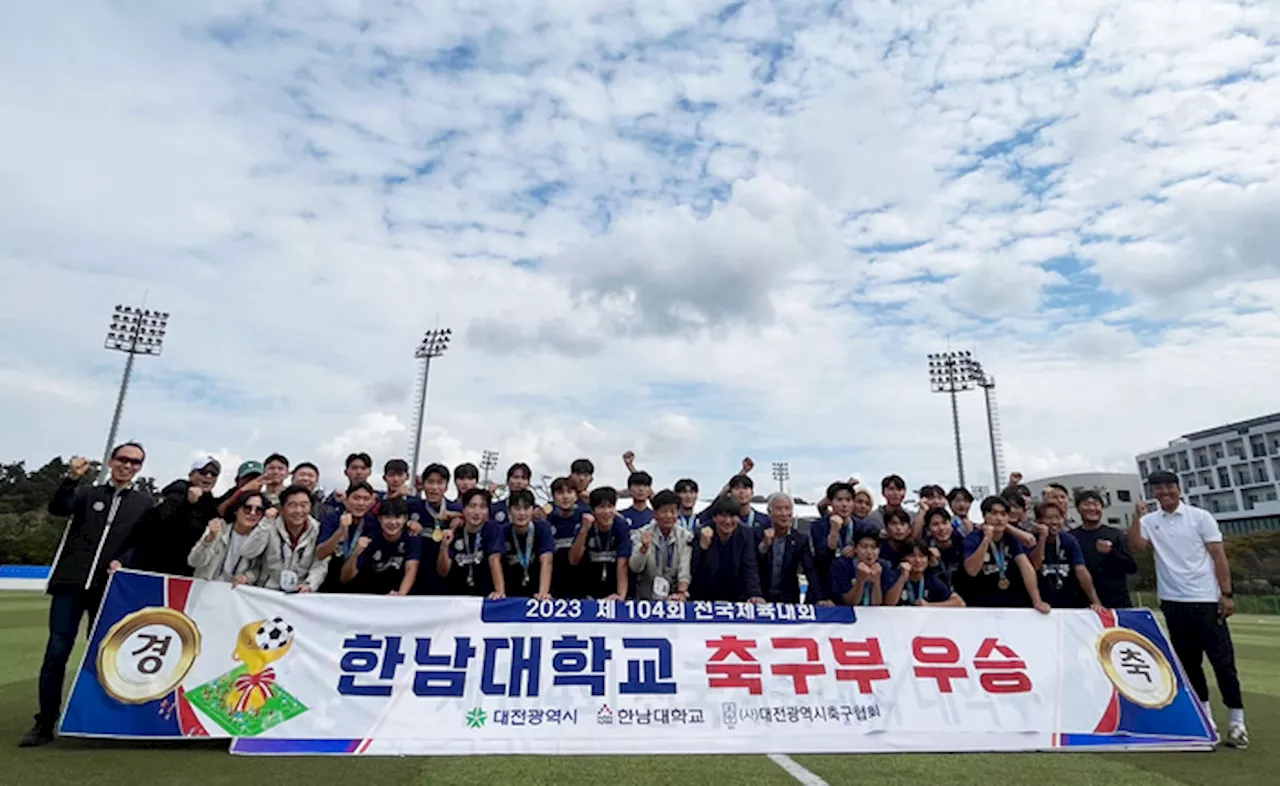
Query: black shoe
18 723 53 748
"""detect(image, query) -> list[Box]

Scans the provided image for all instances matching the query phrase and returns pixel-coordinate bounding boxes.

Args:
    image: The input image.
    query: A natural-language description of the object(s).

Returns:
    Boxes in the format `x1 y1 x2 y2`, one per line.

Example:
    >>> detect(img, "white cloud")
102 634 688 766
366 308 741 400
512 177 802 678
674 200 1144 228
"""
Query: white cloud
2 0 1280 505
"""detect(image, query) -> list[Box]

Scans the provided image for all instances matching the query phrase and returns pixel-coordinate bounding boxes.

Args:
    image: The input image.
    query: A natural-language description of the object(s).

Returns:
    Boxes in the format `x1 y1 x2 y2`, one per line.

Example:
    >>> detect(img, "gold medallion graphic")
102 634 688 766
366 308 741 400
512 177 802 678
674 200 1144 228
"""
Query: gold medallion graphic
1096 628 1176 709
97 608 201 704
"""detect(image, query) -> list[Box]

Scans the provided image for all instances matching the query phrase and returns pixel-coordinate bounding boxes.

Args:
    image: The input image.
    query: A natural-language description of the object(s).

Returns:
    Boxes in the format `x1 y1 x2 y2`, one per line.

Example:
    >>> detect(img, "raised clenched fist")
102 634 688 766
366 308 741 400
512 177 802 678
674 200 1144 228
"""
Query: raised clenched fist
982 524 995 539
205 518 224 542
1096 539 1113 555
582 513 595 528
762 528 775 546
830 514 845 528
356 536 372 553
622 450 635 464
699 526 714 549
741 457 754 474
641 530 653 551
870 562 883 578
1034 524 1049 539
407 519 423 536
264 507 278 519
69 456 92 479
188 485 205 504
440 528 455 546
340 512 353 530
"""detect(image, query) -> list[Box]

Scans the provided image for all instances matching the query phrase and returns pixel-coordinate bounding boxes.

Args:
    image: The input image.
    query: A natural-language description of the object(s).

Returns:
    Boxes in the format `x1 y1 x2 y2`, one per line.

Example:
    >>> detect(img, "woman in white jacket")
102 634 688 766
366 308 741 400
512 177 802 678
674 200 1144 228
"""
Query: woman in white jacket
187 491 269 584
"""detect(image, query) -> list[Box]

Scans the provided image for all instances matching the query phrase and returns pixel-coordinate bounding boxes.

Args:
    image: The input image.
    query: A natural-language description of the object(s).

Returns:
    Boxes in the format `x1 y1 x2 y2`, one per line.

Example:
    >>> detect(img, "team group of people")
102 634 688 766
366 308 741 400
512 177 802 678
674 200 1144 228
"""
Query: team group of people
19 441 1249 750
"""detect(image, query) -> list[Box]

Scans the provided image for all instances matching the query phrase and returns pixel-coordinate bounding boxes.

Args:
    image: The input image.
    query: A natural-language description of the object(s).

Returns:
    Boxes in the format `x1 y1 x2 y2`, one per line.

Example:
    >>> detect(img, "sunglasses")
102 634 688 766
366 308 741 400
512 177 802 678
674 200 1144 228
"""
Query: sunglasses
242 505 266 514
195 469 219 478
114 456 143 467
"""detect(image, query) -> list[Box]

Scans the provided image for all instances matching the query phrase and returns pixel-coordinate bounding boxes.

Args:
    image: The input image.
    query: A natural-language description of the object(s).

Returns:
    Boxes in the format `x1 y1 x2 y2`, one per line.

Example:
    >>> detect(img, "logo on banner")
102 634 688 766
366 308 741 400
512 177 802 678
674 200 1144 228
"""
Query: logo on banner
97 608 202 704
186 617 310 736
466 708 487 729
1096 628 1177 709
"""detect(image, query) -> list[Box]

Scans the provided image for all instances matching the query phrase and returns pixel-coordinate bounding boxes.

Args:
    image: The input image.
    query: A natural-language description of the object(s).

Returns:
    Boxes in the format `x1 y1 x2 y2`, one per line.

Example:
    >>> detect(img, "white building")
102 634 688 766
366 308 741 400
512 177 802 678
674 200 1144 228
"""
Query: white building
1024 472 1144 531
1135 413 1280 537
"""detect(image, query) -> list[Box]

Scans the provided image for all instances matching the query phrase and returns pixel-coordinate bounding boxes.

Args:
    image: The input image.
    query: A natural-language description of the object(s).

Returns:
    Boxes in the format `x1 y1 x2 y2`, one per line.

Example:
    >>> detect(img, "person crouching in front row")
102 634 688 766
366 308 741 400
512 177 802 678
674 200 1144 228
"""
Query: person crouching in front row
830 531 895 607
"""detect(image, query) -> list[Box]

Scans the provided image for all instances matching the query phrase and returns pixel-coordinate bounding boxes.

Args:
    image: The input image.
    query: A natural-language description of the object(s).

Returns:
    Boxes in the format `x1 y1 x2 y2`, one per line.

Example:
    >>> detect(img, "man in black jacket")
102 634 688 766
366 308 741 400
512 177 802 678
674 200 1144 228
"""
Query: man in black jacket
120 457 221 577
690 496 765 603
20 444 153 748
1070 490 1137 608
756 493 827 605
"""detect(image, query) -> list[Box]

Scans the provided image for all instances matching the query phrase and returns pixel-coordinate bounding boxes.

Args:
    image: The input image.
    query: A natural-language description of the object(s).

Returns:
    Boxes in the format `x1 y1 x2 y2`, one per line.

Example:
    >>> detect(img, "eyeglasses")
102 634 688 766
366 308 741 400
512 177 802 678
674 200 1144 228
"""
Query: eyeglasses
195 469 219 478
114 456 143 467
242 505 265 514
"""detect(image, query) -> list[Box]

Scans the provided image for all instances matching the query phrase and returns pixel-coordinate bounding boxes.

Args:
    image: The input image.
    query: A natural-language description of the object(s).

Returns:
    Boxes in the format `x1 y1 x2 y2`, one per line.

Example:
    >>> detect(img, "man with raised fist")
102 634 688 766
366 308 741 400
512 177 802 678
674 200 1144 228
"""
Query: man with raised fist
120 457 221 577
22 444 152 748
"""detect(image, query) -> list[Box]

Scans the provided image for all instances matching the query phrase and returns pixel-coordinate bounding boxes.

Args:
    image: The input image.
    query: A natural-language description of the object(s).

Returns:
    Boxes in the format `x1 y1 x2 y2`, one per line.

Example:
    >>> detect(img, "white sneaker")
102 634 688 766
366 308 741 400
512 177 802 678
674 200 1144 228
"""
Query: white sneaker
1225 723 1249 750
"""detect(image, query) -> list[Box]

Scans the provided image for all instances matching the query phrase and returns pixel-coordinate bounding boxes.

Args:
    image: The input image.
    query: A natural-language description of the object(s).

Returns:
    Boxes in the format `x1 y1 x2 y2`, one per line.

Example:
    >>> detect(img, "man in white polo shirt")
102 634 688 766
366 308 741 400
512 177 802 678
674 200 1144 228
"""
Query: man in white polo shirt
1128 470 1247 749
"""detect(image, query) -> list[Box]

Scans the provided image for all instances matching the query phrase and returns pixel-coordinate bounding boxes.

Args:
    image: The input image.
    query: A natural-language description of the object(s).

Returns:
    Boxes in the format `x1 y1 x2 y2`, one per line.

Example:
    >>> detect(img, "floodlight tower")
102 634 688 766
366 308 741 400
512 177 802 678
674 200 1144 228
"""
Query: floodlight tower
927 351 977 488
408 327 451 477
771 461 790 493
480 450 500 484
100 304 169 478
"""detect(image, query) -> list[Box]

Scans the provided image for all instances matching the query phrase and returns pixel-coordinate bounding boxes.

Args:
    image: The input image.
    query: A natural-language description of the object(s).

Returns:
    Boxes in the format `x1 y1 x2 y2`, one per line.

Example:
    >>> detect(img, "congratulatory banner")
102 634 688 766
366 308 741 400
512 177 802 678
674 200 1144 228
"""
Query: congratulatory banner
61 570 1215 756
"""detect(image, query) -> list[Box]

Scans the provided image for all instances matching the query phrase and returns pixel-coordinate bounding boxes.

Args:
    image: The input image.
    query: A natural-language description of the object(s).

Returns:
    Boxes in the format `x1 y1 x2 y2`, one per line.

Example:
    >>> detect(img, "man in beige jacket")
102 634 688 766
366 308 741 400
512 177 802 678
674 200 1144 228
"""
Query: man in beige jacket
243 484 330 593
629 490 692 601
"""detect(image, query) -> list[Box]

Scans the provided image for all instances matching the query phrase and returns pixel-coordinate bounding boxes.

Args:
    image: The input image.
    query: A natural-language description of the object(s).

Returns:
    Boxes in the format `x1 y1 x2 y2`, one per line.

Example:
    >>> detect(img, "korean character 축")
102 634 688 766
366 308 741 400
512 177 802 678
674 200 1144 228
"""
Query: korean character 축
338 634 406 697
706 636 764 695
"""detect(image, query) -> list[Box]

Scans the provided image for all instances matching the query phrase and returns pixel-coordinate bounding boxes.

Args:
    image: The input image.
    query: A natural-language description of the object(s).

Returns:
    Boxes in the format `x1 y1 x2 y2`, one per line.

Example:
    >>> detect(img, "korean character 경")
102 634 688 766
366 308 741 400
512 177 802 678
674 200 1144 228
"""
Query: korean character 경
706 635 763 695
911 636 968 693
830 638 891 693
339 634 406 697
551 635 612 696
413 636 477 697
974 638 1032 693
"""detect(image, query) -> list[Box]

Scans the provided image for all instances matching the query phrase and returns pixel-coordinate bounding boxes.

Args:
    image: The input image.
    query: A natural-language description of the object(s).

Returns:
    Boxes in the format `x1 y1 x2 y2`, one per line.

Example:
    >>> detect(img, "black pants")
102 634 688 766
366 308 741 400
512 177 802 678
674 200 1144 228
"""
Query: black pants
35 589 101 730
1161 600 1243 709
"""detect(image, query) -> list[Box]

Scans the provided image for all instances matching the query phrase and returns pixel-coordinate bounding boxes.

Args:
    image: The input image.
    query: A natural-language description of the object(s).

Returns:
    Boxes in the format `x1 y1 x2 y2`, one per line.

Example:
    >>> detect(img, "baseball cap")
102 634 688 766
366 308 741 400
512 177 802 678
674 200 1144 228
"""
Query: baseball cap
190 457 222 475
236 460 265 479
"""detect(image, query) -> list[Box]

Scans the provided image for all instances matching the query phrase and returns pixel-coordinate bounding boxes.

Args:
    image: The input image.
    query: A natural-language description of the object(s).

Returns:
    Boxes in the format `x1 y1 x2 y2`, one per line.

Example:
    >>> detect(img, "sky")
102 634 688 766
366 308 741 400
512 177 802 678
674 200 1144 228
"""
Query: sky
3 0 1280 502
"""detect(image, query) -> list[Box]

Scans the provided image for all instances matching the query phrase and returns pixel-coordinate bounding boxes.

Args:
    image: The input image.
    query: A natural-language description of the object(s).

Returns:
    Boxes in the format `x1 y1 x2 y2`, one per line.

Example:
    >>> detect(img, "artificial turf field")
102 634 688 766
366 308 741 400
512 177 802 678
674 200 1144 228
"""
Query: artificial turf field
0 592 1273 786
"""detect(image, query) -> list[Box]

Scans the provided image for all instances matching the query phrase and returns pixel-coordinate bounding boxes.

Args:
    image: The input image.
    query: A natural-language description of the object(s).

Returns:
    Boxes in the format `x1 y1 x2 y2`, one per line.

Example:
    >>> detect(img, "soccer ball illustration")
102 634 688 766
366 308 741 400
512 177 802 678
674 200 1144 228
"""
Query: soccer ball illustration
255 617 294 652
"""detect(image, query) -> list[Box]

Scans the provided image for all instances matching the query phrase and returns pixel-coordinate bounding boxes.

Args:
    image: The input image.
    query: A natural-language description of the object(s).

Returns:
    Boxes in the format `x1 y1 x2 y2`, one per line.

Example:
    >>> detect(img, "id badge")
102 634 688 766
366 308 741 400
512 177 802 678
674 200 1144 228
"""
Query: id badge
279 569 299 593
652 576 671 599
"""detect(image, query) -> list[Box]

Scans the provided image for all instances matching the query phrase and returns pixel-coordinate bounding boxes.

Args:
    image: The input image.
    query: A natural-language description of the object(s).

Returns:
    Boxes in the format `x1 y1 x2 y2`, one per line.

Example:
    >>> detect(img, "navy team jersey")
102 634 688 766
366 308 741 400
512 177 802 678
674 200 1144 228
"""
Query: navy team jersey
1038 532 1087 608
317 511 377 593
829 557 896 606
354 528 423 595
576 523 633 599
621 506 654 532
547 506 586 596
893 570 954 606
441 522 501 596
927 535 965 589
958 529 1030 608
497 520 555 597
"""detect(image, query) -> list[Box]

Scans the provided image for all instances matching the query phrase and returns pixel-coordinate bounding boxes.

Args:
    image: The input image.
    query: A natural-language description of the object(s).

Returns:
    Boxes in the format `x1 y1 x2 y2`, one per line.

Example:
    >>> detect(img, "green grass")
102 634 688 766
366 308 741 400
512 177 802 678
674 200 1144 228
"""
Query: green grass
0 593 1274 786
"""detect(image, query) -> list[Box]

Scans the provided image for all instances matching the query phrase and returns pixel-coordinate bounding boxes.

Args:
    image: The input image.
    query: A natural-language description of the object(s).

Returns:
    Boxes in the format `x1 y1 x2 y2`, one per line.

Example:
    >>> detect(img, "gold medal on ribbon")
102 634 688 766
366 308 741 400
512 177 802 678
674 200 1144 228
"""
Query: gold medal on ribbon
432 527 443 542
97 607 201 704
998 577 1010 590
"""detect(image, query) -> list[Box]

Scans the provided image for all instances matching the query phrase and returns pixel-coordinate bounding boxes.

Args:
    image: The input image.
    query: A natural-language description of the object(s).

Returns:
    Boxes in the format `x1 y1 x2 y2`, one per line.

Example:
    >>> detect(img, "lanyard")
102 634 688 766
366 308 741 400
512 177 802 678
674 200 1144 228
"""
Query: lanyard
744 509 755 529
590 527 611 582
990 540 1007 583
860 580 873 606
679 511 698 532
462 526 483 587
844 518 854 547
658 529 677 575
511 526 534 586
908 577 925 604
424 497 446 525
278 530 308 569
